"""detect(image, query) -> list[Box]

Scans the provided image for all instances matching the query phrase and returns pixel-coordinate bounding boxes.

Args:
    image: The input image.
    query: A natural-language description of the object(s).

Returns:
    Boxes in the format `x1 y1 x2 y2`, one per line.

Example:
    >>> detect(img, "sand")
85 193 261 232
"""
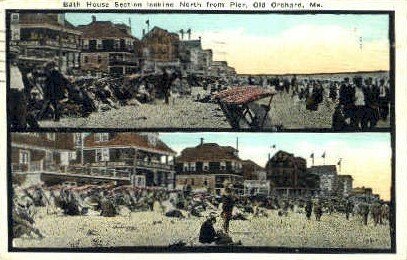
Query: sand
38 87 390 129
13 207 391 249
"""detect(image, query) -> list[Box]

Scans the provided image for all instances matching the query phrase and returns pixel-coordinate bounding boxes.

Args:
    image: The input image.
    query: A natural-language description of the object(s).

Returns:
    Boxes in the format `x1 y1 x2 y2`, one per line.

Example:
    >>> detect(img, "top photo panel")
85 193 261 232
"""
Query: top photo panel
7 11 392 131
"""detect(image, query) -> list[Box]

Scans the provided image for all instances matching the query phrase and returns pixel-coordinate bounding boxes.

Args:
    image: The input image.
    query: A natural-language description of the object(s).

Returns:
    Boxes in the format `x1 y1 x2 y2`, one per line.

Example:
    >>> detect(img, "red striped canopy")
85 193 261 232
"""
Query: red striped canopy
215 86 276 105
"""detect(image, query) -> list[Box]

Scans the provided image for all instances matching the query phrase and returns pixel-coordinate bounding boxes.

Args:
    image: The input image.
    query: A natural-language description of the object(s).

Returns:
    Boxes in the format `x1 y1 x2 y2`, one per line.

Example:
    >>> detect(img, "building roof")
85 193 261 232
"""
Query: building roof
19 13 79 31
84 133 175 155
142 26 179 41
338 175 353 180
308 165 338 176
78 21 136 39
177 143 240 162
242 159 264 170
11 133 75 151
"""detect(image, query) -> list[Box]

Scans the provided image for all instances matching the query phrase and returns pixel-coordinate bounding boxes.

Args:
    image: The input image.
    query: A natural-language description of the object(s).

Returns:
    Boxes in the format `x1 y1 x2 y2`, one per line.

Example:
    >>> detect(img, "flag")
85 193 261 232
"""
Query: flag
146 19 150 26
310 153 314 159
272 144 276 149
321 152 326 158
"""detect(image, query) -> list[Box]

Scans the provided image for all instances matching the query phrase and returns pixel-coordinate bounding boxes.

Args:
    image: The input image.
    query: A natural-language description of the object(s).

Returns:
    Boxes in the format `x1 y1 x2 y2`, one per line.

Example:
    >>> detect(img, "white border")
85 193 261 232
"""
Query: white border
0 1 406 259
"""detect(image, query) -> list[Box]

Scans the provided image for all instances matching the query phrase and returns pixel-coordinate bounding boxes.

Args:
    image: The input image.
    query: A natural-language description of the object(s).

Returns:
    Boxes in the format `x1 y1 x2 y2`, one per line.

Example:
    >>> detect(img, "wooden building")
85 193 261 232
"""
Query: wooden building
74 133 176 188
78 16 141 75
266 150 318 196
11 133 76 186
141 26 180 72
175 140 243 195
10 13 82 73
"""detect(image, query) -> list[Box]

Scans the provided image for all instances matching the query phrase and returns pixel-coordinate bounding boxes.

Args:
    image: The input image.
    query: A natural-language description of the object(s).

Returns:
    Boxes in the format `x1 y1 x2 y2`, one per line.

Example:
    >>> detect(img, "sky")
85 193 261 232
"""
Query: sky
160 133 392 200
66 13 390 74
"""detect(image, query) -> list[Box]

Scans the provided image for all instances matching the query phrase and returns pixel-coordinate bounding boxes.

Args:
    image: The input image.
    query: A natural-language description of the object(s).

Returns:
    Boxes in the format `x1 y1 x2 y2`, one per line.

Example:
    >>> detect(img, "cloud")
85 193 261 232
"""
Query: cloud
197 24 389 74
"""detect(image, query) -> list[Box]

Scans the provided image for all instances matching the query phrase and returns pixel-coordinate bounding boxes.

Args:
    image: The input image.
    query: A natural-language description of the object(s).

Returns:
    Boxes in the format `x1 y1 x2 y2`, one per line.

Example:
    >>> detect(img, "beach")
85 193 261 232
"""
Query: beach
13 207 391 249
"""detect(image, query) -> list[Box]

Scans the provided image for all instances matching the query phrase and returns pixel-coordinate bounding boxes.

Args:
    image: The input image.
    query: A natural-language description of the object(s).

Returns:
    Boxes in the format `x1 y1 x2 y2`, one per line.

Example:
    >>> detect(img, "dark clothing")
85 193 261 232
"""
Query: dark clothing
332 107 348 130
222 195 234 213
329 85 337 101
222 194 234 233
37 69 68 121
44 69 68 101
199 219 217 244
339 84 355 107
10 89 28 129
305 201 313 220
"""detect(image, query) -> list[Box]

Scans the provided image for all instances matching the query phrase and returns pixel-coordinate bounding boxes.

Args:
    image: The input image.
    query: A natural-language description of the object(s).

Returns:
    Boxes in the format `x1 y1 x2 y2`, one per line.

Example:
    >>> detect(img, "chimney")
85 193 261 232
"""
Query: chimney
92 15 96 23
200 138 204 145
142 29 146 37
236 137 239 151
268 153 271 161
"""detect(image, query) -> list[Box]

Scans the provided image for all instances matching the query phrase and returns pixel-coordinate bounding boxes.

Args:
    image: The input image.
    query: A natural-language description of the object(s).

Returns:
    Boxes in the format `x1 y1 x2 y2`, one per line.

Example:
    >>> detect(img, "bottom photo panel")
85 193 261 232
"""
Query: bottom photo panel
9 132 393 252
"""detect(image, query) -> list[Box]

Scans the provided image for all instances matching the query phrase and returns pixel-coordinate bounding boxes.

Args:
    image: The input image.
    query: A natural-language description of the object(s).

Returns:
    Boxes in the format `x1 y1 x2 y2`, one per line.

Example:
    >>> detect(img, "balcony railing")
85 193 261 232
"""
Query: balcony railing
109 60 138 66
20 40 79 49
87 159 174 171
67 166 132 179
12 162 43 173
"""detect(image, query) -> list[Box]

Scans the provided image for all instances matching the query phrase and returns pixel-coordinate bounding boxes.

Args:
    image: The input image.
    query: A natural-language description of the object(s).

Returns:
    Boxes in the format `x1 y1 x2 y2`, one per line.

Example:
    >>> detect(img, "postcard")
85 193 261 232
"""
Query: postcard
0 0 406 259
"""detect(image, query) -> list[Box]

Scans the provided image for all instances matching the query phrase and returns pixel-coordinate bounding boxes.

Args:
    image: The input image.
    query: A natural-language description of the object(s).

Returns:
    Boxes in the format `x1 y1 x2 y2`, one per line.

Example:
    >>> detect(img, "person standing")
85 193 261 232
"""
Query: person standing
305 199 313 220
36 61 70 122
221 186 235 234
378 78 390 120
345 199 353 220
339 77 356 120
9 47 28 129
314 200 323 221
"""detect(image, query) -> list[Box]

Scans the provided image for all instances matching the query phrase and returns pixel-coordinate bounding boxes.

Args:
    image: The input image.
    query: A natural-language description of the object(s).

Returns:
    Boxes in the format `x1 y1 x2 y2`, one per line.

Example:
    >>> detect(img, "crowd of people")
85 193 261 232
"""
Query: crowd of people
246 74 391 130
12 182 391 246
10 46 391 130
9 48 197 129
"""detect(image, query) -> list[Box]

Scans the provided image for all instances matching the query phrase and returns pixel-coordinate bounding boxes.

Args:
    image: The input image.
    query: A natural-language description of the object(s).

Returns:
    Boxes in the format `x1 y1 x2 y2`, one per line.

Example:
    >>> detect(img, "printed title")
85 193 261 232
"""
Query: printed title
62 1 323 9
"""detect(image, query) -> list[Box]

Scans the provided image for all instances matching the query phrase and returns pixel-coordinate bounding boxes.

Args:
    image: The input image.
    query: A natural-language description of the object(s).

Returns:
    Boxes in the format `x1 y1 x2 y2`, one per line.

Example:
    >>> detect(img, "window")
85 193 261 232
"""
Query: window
191 179 195 186
114 39 120 50
19 150 30 164
96 39 103 50
11 13 19 24
204 179 208 186
94 133 109 142
203 162 209 171
95 148 109 162
220 161 226 170
190 162 196 171
46 133 56 141
74 133 83 147
97 55 102 64
84 56 88 63
83 39 89 49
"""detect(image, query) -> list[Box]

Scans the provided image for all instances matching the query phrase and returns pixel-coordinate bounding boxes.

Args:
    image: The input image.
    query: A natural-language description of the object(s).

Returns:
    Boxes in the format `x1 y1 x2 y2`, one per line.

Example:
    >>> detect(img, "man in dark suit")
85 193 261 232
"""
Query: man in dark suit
36 61 70 121
339 77 356 120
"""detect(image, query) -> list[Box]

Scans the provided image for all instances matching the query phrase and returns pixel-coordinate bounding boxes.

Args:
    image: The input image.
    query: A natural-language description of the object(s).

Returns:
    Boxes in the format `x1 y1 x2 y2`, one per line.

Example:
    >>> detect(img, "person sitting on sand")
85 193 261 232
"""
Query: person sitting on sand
199 214 218 244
